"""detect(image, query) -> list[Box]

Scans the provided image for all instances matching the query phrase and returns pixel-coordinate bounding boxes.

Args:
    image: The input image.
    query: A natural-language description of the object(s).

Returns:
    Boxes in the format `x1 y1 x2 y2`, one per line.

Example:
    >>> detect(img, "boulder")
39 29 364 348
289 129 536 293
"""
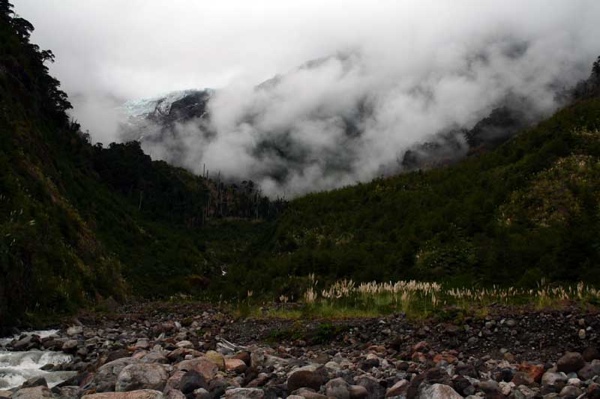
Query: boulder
179 370 207 394
556 352 585 374
386 379 409 397
583 347 600 362
578 360 600 380
542 371 568 388
225 358 247 373
287 370 327 393
325 377 350 399
12 386 54 399
94 358 140 391
418 384 462 399
204 351 225 370
175 358 218 380
115 363 167 392
349 385 369 399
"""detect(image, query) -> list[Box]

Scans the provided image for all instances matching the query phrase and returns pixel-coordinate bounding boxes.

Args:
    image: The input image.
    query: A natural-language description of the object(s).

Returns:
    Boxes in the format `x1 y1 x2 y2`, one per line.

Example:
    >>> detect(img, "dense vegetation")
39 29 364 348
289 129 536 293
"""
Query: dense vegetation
227 94 600 298
1 0 599 328
0 2 276 328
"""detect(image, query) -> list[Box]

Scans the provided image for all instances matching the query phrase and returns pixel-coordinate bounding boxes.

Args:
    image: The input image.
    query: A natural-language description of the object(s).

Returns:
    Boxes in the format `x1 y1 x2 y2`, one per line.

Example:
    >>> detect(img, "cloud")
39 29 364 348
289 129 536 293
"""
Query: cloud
13 0 600 195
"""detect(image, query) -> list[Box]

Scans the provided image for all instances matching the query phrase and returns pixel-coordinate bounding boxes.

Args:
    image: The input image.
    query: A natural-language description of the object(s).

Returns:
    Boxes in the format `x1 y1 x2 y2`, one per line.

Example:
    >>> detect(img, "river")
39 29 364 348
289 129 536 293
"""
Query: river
0 330 76 390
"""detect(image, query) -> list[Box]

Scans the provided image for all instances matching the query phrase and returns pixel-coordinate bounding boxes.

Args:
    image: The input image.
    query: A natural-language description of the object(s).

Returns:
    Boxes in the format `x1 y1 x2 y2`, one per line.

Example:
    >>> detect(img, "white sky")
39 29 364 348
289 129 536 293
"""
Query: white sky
14 1 596 98
11 1 600 195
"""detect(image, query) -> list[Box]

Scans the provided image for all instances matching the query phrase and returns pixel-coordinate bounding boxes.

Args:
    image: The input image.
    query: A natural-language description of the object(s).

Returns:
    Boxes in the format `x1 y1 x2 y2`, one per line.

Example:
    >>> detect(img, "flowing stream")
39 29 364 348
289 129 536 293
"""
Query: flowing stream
0 330 76 390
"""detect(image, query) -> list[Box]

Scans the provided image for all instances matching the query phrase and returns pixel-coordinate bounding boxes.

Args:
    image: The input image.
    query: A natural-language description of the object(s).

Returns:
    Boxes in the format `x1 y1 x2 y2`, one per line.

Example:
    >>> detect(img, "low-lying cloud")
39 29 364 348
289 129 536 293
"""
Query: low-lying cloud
16 0 600 197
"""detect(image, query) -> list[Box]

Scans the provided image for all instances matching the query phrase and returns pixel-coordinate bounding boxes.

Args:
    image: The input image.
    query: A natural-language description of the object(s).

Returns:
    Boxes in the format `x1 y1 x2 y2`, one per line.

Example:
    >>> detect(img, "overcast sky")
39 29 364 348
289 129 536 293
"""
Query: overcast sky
12 1 600 196
14 0 599 141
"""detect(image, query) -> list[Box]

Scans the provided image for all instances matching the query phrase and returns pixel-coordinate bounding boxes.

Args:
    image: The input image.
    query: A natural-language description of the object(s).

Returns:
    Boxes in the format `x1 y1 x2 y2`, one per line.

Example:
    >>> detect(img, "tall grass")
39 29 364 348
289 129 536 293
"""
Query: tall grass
238 278 600 320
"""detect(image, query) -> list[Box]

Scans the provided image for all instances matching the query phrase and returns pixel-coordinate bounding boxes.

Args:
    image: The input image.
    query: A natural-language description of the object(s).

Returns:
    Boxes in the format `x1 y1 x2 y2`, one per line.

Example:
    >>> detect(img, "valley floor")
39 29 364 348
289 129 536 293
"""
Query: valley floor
2 301 600 398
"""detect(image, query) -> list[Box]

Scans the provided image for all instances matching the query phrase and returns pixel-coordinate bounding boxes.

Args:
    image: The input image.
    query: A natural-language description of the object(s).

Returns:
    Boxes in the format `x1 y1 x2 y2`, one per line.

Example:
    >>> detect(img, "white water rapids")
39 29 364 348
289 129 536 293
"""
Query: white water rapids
0 330 76 390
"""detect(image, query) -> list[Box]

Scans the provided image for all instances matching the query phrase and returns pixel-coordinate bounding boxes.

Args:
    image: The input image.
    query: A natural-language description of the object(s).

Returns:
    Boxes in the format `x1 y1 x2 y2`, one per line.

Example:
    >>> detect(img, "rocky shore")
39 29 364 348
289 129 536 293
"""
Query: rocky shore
1 302 600 399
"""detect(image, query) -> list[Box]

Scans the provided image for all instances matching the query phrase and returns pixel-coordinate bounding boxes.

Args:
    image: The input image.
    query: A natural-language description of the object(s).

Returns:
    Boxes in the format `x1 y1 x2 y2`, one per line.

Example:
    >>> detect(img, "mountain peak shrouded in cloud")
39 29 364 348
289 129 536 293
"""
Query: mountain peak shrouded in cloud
14 0 600 196
119 38 591 197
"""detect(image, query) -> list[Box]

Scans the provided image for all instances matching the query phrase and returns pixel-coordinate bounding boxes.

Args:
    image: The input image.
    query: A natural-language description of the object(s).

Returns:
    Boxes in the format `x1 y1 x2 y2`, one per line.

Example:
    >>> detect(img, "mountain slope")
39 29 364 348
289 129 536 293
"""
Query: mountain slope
226 92 600 296
0 3 274 328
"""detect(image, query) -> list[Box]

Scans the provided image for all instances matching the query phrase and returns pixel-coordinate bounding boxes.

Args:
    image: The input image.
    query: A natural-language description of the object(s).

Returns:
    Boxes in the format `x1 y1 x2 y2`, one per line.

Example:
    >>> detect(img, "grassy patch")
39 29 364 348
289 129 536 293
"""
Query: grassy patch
234 278 600 321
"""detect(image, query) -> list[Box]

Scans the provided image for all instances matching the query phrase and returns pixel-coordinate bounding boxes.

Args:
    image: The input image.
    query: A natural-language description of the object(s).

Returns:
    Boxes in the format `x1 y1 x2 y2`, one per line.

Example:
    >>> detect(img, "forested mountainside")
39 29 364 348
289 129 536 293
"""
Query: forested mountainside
0 3 279 328
1 0 599 328
226 82 600 299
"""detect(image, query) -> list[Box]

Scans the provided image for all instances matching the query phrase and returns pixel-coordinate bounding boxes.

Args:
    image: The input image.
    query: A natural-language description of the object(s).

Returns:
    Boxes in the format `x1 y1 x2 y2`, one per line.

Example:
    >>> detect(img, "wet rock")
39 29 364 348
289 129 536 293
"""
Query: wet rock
224 388 265 399
13 336 37 351
115 363 167 392
21 377 48 388
287 370 327 393
81 390 165 399
67 326 83 336
556 352 585 374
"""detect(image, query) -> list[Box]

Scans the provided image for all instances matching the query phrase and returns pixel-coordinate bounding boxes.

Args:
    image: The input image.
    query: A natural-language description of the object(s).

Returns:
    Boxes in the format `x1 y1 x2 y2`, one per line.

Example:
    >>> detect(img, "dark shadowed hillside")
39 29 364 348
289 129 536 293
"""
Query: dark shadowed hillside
2 0 600 329
0 3 277 328
224 79 600 297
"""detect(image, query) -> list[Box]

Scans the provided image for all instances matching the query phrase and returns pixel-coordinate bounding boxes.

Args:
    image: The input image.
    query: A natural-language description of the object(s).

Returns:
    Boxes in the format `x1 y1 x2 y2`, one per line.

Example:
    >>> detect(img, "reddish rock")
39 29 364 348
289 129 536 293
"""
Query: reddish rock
175 358 218 380
433 352 457 365
225 358 247 373
411 352 427 363
233 351 251 366
518 363 545 383
412 341 429 352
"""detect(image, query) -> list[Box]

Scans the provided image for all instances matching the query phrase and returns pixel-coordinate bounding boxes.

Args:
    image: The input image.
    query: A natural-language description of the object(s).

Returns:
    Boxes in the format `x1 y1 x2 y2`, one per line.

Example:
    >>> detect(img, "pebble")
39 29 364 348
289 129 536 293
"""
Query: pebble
5 303 600 399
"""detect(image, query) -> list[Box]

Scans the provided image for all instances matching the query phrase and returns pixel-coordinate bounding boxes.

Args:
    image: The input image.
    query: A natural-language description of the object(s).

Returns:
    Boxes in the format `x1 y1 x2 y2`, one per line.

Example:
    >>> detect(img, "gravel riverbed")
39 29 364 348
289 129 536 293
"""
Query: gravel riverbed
1 302 599 399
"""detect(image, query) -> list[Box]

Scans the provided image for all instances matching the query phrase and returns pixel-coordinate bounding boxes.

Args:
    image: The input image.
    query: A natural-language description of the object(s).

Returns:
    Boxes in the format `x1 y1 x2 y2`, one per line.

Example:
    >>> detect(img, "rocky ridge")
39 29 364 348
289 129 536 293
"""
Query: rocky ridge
1 303 600 399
